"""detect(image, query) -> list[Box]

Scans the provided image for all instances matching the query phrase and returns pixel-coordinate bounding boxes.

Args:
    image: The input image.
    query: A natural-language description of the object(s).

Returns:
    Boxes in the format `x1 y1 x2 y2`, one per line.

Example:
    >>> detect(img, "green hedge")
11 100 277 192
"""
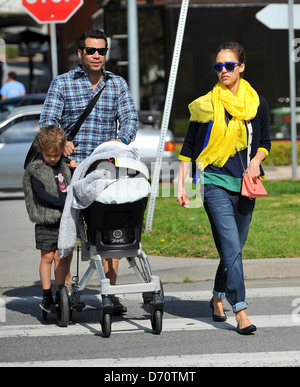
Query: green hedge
262 141 300 166
175 141 300 166
5 45 19 59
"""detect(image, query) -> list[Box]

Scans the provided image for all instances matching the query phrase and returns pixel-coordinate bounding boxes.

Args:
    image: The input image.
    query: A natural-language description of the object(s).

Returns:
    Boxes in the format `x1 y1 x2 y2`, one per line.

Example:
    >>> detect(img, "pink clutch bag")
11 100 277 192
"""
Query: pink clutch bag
241 174 267 199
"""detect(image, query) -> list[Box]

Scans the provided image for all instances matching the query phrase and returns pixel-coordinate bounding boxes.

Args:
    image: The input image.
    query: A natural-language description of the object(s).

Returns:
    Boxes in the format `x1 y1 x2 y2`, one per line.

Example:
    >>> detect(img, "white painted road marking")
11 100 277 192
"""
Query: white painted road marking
1 286 300 367
2 351 300 367
0 314 298 338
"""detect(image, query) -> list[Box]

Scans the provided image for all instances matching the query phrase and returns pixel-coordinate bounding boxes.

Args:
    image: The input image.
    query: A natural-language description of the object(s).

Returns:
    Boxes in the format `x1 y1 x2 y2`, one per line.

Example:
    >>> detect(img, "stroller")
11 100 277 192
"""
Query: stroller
55 143 164 337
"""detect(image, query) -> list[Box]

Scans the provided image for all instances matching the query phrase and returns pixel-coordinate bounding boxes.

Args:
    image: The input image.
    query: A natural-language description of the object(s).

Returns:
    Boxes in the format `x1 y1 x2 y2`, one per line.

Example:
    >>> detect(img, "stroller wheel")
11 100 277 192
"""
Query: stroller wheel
56 285 70 327
101 313 112 338
151 310 163 335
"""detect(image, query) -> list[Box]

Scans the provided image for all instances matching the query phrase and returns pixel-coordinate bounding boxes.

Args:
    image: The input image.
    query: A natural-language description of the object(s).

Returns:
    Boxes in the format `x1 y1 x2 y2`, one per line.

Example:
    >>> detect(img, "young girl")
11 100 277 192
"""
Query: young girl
23 125 76 314
177 42 271 334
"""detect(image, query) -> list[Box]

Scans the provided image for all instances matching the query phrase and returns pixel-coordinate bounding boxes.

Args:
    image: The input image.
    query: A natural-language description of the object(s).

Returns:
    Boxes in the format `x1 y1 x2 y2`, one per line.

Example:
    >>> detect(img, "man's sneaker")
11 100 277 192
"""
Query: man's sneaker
39 296 56 314
110 296 127 315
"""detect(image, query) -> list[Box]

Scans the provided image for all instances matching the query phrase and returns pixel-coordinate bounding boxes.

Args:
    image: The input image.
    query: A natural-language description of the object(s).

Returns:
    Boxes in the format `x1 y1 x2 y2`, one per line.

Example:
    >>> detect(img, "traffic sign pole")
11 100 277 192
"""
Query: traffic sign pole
50 23 58 78
127 0 140 111
288 0 297 179
145 0 190 233
256 3 298 180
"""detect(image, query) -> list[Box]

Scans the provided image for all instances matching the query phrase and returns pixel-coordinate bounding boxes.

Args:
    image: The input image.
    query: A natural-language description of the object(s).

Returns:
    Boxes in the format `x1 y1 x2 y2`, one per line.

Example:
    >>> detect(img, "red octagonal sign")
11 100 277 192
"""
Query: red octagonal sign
22 0 84 24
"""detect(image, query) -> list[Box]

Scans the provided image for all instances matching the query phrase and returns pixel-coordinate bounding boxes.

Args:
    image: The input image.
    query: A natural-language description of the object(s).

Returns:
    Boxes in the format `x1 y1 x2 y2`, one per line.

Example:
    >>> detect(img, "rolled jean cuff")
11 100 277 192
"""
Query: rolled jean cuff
213 289 226 300
232 301 248 313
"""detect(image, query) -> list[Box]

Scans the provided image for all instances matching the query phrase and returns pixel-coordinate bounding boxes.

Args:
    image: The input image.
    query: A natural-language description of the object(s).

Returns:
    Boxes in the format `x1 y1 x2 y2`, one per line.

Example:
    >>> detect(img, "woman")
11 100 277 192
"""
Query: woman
177 42 271 334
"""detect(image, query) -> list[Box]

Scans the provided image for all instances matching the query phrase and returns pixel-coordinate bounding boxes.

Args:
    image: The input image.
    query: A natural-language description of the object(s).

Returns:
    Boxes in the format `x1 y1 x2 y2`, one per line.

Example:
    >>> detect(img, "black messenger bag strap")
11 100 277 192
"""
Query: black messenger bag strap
66 86 105 142
24 86 105 169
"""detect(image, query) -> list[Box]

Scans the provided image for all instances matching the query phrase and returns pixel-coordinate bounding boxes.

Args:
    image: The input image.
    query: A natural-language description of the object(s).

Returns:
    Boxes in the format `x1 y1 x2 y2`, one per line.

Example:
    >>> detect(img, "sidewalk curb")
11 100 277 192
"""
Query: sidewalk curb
0 251 299 288
117 256 300 285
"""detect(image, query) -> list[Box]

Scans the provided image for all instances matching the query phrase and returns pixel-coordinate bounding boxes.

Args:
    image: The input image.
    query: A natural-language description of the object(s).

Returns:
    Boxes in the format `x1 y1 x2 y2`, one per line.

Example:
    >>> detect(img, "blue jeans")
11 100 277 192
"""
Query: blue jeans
203 184 255 313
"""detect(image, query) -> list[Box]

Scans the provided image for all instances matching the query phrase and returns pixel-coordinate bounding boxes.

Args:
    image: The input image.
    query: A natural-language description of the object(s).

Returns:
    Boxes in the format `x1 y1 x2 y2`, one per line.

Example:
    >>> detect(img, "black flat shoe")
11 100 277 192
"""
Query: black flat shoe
209 298 227 322
236 324 257 335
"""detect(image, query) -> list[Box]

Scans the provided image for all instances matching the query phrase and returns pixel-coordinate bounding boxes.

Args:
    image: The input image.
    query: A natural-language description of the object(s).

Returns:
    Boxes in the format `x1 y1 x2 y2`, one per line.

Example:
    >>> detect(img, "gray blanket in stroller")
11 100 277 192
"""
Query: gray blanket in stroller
58 142 142 258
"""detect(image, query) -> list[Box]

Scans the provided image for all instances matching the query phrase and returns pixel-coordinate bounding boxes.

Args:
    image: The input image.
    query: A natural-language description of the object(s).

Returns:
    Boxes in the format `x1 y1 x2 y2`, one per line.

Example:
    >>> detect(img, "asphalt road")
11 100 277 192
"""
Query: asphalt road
1 279 300 368
1 192 300 368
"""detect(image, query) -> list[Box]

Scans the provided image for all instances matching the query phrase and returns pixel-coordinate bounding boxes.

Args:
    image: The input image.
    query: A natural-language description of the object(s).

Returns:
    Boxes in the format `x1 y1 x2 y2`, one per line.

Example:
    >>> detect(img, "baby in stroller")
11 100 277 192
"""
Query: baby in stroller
57 142 164 337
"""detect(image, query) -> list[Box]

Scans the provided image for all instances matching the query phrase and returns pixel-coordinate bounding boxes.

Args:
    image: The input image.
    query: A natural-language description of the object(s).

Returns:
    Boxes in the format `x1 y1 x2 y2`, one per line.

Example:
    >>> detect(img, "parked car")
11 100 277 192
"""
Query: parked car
0 94 46 115
0 105 177 191
135 110 178 181
0 105 41 191
130 124 177 182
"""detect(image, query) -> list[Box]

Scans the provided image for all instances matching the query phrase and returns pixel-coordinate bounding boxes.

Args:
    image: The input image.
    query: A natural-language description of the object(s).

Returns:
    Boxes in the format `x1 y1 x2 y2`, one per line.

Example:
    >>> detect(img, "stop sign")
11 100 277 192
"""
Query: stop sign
22 0 84 24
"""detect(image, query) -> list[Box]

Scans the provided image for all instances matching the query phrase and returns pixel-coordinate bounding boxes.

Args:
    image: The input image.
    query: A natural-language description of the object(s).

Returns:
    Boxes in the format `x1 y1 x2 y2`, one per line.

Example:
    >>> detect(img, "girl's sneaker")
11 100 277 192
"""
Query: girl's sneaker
110 295 127 315
39 295 56 314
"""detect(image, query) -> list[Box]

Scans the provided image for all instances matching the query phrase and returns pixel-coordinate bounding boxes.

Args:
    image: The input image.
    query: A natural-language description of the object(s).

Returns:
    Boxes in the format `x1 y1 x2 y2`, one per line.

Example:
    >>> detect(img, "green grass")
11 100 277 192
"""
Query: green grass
141 180 300 259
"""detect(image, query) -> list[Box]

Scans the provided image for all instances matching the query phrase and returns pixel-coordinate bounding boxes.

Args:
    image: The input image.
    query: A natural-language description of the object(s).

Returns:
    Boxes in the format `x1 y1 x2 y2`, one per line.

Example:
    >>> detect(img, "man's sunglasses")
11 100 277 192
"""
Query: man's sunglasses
213 62 241 73
83 47 108 56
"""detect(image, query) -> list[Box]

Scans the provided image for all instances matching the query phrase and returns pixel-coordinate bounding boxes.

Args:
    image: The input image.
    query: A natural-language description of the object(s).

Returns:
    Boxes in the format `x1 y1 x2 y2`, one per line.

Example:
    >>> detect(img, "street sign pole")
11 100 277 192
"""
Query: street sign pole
50 23 58 79
256 3 298 179
288 0 297 179
145 0 190 233
127 0 140 111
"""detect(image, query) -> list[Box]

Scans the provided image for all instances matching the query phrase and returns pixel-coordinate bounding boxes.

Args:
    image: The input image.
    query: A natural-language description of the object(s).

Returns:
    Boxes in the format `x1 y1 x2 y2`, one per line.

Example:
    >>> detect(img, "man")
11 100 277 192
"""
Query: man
1 72 26 100
40 29 139 313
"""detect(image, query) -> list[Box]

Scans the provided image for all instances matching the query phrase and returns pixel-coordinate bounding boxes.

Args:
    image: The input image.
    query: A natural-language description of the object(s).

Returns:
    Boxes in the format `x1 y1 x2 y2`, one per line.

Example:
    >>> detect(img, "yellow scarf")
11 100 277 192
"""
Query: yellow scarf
189 79 260 169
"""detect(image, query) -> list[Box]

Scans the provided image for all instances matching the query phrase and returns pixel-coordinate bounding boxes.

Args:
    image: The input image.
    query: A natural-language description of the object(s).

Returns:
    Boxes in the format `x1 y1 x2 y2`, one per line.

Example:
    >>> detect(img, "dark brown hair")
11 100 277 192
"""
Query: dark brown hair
216 42 246 63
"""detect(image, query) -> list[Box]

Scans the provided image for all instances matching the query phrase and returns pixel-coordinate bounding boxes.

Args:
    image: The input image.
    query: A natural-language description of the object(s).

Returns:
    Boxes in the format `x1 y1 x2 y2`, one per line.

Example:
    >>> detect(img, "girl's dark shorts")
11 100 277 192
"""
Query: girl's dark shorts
35 222 60 251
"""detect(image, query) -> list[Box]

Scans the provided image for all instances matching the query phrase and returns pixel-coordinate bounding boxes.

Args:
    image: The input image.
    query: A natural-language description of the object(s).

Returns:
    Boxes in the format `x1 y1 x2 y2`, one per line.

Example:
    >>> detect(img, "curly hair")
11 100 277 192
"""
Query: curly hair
34 125 67 153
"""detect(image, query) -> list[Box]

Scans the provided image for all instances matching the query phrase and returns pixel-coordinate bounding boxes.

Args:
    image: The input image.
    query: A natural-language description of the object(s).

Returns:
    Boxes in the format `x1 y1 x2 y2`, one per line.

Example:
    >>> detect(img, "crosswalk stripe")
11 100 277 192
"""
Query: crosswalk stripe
1 286 299 338
2 351 300 367
2 285 300 305
0 314 298 338
1 286 300 367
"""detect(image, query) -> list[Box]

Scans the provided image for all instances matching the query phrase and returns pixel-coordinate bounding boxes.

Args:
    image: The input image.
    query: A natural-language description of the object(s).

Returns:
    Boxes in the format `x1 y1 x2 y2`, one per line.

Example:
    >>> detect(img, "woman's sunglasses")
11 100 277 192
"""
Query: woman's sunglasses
84 47 108 56
213 62 241 73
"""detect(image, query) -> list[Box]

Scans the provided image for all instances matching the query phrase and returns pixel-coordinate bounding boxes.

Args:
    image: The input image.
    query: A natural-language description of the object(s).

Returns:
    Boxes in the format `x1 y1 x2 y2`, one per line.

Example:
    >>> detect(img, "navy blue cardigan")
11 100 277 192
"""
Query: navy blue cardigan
179 95 271 179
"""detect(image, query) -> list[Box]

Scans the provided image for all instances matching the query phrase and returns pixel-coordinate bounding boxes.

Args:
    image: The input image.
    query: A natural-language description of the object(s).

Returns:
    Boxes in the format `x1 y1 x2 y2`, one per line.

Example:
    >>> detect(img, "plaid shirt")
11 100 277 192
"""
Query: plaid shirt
40 66 139 163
